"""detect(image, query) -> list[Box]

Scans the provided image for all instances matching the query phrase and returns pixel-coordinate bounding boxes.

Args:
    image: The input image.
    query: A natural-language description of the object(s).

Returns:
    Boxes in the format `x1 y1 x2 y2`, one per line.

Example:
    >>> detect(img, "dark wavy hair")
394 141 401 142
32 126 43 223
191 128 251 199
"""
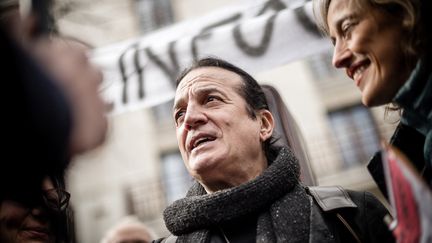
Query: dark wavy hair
50 173 75 243
175 57 281 162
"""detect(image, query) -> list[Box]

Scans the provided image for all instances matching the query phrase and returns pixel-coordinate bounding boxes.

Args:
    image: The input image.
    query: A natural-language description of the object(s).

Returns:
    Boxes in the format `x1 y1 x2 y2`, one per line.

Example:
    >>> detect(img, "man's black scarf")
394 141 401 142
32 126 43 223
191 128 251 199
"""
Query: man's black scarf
163 147 311 242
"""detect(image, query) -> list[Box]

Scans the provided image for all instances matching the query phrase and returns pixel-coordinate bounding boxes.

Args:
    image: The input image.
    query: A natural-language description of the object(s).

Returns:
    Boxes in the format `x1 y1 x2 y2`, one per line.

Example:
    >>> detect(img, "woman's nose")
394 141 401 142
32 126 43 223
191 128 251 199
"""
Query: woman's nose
31 205 44 215
332 41 352 68
27 206 51 225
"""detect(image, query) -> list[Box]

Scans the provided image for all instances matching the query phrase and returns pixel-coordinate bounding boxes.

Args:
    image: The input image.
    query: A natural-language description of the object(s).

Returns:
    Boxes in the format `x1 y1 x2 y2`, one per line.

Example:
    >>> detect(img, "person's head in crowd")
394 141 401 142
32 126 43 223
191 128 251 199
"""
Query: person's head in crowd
313 0 431 107
0 174 73 243
173 57 276 193
1 0 108 158
38 36 108 155
1 0 109 150
100 216 155 243
2 32 108 187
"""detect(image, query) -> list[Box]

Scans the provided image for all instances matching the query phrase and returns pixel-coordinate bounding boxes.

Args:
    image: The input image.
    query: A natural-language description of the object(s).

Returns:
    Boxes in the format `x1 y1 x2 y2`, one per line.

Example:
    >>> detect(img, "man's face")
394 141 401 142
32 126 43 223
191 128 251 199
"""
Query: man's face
173 67 272 191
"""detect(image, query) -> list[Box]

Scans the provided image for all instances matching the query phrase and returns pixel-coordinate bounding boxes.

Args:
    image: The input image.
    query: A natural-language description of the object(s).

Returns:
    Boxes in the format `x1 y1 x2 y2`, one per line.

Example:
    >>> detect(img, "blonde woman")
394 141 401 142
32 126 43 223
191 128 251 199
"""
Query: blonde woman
313 0 432 196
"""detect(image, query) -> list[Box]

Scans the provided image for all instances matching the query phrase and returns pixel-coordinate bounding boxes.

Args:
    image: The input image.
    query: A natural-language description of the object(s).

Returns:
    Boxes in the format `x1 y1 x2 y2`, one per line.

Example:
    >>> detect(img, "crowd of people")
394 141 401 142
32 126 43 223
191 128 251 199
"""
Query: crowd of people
1 0 431 242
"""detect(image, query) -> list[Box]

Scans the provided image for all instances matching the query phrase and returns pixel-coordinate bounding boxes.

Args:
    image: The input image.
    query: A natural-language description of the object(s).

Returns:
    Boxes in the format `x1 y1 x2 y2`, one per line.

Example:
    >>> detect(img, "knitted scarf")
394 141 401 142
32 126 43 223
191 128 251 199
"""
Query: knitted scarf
163 147 311 243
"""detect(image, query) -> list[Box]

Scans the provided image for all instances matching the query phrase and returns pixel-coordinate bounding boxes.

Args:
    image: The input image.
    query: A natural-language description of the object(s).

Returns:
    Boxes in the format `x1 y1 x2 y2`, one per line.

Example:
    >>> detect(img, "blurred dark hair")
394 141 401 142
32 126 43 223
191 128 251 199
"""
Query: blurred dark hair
49 173 75 243
175 57 281 162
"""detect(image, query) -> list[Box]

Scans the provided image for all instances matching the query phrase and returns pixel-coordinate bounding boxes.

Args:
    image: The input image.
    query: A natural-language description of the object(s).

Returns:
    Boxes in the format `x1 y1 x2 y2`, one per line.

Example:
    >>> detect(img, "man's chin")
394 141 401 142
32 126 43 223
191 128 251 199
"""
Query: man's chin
189 154 219 174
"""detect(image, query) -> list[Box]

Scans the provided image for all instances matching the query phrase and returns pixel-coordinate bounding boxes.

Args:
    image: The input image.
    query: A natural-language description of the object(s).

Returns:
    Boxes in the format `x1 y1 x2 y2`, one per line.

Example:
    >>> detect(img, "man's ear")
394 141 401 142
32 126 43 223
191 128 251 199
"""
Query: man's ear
258 109 274 142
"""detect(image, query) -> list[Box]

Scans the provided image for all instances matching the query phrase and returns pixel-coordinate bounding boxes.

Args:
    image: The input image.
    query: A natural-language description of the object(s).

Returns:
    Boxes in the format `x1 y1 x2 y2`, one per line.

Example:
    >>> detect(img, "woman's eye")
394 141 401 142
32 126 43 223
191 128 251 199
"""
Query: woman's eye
342 22 355 37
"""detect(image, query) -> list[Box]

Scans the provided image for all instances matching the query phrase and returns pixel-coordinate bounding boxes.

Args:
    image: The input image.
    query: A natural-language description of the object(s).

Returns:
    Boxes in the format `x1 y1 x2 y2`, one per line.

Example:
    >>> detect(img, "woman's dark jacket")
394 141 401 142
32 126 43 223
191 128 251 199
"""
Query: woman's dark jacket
368 55 432 197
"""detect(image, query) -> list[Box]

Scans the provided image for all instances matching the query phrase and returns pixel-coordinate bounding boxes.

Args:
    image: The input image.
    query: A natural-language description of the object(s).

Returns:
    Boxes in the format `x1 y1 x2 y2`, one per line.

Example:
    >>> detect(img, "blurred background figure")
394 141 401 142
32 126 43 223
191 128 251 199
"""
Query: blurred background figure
100 216 156 243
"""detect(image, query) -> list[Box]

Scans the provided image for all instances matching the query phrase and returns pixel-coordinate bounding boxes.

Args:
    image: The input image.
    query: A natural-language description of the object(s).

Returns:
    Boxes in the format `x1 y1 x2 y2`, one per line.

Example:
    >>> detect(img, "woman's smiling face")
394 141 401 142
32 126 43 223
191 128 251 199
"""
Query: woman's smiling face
327 0 410 106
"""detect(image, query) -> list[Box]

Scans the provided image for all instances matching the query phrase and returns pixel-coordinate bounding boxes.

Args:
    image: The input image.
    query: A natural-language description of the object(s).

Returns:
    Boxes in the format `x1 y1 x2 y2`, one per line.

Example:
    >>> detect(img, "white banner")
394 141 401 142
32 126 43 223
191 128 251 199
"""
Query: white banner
92 0 332 115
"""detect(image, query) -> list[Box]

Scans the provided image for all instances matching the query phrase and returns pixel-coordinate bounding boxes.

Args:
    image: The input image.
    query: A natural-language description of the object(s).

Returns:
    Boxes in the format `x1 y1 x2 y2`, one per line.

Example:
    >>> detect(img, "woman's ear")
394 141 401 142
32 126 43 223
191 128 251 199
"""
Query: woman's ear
258 109 274 142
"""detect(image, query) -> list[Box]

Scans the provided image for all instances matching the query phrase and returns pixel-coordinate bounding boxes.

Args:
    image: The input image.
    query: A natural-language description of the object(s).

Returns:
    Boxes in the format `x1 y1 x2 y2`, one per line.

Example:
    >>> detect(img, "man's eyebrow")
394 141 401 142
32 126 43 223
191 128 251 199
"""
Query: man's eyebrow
173 86 225 111
173 98 184 111
194 86 222 95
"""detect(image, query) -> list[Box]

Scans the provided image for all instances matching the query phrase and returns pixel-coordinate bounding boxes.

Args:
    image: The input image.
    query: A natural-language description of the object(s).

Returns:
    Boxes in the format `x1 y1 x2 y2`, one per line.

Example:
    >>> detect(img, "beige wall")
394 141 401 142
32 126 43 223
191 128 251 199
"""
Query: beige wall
171 0 238 21
68 110 165 242
57 0 140 47
256 61 343 177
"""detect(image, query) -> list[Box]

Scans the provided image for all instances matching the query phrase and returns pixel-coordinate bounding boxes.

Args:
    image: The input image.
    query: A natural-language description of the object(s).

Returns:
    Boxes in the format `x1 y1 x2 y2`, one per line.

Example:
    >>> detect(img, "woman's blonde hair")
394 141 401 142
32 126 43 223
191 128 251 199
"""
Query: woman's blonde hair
313 0 429 67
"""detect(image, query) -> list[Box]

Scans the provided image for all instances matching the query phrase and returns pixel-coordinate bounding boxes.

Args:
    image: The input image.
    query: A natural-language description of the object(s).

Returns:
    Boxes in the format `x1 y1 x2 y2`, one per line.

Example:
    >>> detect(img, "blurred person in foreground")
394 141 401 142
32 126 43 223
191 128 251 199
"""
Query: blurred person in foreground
101 216 156 243
313 0 432 194
154 57 394 243
0 33 106 241
1 1 108 242
1 0 108 190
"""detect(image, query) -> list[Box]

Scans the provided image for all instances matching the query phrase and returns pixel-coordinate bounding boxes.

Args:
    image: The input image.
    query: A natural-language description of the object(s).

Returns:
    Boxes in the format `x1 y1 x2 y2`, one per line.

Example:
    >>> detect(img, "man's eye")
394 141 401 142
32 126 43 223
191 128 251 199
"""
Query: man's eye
175 110 185 123
206 96 220 103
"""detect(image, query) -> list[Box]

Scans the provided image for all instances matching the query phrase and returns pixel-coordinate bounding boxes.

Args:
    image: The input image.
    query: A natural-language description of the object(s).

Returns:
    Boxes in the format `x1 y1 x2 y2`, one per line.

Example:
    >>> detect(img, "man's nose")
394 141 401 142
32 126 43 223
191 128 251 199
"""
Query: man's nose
332 41 352 68
183 104 207 130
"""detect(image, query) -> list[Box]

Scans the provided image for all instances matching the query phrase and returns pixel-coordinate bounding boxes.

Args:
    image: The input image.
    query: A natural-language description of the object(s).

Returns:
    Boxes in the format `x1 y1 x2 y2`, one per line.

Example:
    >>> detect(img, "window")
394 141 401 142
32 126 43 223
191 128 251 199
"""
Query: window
307 50 340 81
135 0 174 34
160 151 193 204
151 99 174 123
328 105 380 168
125 180 165 220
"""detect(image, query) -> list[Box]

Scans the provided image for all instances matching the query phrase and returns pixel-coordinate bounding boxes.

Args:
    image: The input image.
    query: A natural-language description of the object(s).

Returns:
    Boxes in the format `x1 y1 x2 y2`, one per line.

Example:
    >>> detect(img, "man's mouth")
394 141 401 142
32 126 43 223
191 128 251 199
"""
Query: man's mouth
189 135 216 152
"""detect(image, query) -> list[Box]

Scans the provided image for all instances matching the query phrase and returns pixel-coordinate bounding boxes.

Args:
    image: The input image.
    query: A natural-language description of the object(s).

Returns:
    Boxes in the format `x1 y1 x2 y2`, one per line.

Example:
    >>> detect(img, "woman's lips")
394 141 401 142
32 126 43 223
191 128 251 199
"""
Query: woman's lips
20 227 50 240
347 60 370 87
